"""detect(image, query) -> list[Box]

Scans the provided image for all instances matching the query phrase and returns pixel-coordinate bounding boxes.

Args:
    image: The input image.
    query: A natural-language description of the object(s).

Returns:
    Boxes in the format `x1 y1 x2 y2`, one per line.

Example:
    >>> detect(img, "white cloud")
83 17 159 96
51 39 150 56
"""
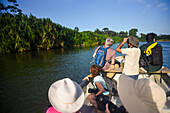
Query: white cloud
116 0 168 12
157 3 165 8
162 7 168 11
137 0 168 12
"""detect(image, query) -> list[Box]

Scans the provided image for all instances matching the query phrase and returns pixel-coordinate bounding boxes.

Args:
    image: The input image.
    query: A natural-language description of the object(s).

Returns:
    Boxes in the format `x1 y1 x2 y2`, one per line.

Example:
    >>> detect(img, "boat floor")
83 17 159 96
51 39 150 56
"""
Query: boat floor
80 72 170 113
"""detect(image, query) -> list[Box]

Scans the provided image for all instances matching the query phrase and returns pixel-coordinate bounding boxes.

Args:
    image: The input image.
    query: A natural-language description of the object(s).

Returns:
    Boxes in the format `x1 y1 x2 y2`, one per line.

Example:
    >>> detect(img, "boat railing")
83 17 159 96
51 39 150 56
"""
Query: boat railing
104 67 170 74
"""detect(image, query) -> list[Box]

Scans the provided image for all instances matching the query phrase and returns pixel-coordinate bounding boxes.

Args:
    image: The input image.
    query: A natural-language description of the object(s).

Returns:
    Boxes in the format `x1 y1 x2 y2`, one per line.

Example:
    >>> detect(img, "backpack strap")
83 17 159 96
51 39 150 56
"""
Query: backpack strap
144 42 158 55
91 46 101 64
101 46 110 61
140 54 151 72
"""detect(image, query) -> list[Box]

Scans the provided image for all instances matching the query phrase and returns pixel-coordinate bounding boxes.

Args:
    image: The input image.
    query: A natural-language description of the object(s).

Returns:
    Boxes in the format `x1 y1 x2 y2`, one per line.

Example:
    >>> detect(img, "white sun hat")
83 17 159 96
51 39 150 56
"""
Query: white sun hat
117 74 166 113
48 78 84 113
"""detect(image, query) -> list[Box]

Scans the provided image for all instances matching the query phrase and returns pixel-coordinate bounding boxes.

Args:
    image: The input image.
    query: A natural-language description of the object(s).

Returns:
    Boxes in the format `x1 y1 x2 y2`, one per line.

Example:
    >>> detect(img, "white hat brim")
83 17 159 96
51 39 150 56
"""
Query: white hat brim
117 75 158 113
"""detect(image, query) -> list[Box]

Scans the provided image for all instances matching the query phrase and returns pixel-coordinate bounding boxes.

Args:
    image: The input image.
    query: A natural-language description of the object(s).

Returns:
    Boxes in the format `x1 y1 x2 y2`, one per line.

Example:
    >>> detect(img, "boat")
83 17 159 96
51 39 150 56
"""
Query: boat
79 56 170 113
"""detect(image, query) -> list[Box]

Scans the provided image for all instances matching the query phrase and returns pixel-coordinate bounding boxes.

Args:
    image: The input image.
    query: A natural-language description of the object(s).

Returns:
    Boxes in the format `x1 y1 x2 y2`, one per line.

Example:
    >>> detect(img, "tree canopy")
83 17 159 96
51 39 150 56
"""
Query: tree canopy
0 0 169 54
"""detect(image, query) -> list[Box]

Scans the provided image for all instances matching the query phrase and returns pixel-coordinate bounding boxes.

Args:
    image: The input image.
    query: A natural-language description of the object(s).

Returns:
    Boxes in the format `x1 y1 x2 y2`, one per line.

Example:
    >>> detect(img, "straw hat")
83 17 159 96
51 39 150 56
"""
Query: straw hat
117 74 166 113
48 78 84 113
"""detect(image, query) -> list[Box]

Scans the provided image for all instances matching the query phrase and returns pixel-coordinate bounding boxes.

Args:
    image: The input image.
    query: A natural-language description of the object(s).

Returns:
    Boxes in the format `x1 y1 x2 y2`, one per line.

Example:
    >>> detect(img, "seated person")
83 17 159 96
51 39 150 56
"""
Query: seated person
84 64 110 113
139 33 163 72
92 37 116 71
116 74 166 113
46 78 84 113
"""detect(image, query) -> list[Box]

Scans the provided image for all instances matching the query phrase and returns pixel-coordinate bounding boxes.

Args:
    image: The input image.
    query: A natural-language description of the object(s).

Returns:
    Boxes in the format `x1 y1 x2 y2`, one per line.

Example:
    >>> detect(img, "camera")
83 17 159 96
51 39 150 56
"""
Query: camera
88 88 99 94
97 95 126 113
96 94 117 113
88 88 126 113
88 88 117 112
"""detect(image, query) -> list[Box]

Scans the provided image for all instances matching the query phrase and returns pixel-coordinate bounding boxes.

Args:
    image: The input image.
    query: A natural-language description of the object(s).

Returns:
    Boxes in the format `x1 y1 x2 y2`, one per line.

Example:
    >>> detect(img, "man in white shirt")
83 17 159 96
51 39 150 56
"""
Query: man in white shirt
116 36 141 80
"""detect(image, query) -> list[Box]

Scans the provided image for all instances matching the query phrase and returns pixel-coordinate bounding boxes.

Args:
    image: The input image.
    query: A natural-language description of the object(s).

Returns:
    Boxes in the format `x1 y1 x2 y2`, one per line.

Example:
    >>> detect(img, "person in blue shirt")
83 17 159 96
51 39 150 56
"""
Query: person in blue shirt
87 64 110 113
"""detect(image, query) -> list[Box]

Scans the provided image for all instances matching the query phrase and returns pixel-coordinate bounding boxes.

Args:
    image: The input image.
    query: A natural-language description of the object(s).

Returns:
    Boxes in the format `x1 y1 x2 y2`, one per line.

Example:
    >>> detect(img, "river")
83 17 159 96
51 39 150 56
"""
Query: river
0 41 170 113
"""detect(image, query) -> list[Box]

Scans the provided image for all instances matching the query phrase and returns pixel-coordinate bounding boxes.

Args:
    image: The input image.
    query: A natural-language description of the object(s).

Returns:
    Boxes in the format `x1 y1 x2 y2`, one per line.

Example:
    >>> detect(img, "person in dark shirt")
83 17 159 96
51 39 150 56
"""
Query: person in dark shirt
139 33 163 72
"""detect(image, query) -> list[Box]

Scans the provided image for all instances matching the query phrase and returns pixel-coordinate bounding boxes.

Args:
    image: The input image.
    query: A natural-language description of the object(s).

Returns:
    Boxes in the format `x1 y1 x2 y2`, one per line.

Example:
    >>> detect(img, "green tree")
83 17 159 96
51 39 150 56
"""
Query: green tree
0 0 22 14
119 31 127 38
140 33 146 41
129 28 138 37
74 27 79 32
102 28 109 34
94 28 101 34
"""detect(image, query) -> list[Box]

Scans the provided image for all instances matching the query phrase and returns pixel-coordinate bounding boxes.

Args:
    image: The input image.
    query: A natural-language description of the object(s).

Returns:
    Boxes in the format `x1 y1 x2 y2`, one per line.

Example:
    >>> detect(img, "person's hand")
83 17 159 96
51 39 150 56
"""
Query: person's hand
82 74 92 81
105 103 110 113
82 76 89 81
122 38 128 44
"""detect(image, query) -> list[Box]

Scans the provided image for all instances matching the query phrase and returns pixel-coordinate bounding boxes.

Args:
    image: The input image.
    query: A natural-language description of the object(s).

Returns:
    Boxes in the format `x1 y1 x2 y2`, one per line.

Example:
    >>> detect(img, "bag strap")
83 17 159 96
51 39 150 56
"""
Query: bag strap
102 46 110 61
144 42 158 55
141 54 151 72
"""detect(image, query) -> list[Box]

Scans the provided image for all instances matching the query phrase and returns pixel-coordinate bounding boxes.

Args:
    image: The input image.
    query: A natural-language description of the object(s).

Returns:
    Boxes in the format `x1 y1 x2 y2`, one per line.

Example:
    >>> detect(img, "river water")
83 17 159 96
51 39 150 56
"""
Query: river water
0 41 170 113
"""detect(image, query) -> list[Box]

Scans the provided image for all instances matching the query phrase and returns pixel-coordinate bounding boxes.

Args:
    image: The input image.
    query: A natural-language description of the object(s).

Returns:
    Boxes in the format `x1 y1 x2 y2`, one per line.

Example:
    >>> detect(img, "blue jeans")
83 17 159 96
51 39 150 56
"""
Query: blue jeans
122 73 139 80
128 75 139 80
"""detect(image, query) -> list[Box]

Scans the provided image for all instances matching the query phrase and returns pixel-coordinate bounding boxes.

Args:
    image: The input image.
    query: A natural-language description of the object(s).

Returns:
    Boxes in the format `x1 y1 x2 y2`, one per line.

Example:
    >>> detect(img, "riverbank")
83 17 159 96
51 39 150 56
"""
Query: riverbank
157 40 170 42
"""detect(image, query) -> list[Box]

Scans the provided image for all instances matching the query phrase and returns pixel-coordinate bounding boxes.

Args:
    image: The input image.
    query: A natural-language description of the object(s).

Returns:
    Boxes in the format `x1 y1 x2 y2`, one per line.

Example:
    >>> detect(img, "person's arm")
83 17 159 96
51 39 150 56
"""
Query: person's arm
93 46 101 58
116 38 128 53
95 82 105 96
82 74 92 81
111 51 116 65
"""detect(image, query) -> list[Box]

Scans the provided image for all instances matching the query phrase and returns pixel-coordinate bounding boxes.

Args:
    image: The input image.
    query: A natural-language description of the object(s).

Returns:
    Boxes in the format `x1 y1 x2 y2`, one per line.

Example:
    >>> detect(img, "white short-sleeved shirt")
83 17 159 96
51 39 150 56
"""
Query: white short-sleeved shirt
121 48 141 75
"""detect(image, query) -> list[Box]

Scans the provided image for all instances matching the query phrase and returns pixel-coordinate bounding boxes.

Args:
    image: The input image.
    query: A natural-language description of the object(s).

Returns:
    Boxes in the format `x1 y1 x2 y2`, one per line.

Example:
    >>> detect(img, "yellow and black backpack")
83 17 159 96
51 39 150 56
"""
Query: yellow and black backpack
142 42 163 66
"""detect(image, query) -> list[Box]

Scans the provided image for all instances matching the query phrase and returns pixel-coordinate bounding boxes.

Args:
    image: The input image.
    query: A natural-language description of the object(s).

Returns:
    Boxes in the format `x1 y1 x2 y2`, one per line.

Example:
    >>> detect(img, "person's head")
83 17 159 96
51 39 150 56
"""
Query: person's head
105 37 114 47
118 75 166 113
127 36 139 48
90 64 101 78
146 33 157 42
48 78 84 113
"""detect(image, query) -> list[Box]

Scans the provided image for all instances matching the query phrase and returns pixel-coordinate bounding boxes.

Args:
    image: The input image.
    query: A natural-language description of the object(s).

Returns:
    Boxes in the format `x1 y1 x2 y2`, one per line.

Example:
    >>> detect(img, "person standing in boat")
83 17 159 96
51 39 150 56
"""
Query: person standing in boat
116 36 140 80
93 37 117 71
139 33 163 72
87 64 110 113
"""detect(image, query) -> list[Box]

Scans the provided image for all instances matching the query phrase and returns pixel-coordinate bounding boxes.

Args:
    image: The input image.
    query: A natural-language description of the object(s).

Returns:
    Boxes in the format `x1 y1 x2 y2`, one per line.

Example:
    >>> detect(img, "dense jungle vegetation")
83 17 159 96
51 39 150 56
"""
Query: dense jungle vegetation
0 0 170 54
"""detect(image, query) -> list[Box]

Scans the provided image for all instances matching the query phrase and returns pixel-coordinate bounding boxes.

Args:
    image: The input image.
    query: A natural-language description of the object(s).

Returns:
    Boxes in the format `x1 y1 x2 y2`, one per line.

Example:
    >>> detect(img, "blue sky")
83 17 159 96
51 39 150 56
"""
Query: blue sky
2 0 170 36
